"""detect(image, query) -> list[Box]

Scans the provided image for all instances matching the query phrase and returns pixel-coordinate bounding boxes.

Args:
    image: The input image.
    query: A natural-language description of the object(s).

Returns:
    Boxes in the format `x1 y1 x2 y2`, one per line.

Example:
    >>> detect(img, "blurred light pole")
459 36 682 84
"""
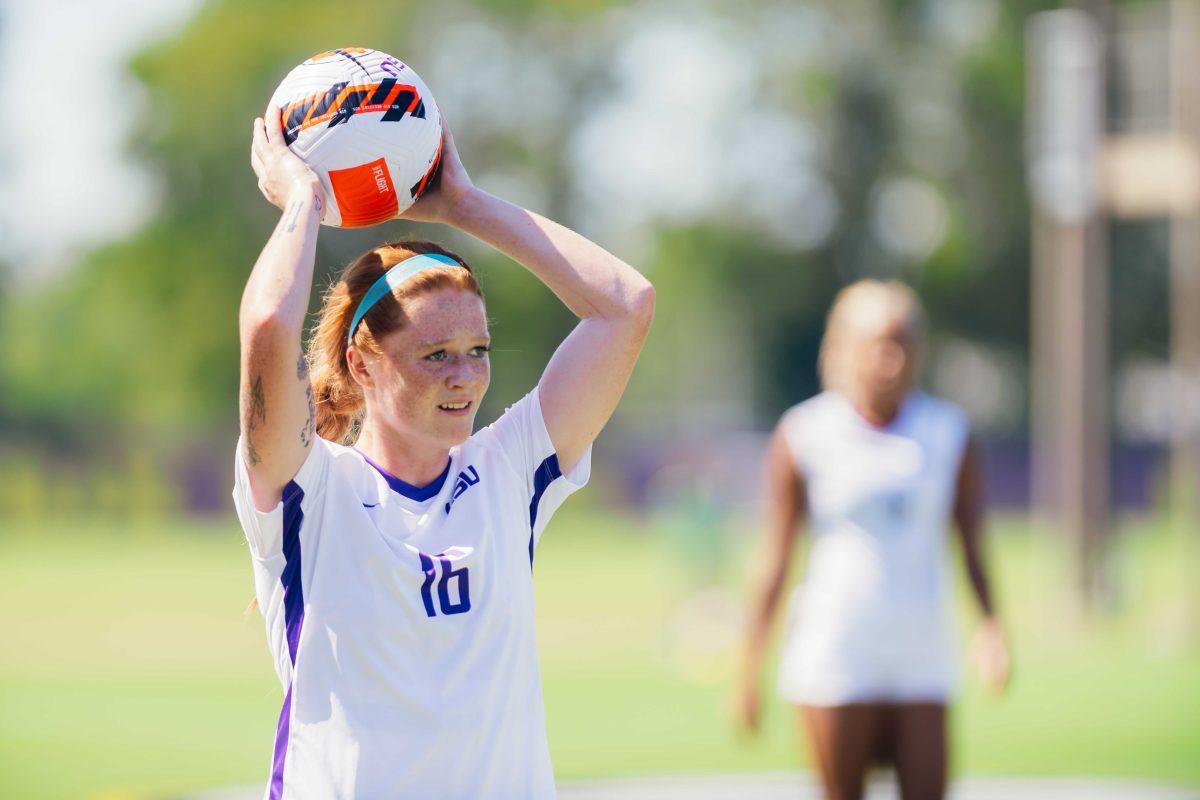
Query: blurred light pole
1100 0 1200 641
1103 0 1200 518
1030 2 1200 613
1027 9 1111 609
1166 0 1200 524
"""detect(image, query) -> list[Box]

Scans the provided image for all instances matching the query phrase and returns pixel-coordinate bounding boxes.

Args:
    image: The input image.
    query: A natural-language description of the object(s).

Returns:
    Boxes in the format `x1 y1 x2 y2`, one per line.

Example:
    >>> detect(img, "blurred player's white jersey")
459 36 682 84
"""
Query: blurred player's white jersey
232 388 589 799
776 390 969 705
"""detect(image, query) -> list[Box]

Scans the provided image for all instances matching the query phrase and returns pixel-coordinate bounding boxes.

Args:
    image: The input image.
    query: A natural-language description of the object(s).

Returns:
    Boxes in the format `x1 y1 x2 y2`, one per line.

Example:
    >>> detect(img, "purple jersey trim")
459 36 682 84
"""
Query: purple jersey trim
356 448 452 502
527 454 562 567
270 480 306 799
269 685 294 800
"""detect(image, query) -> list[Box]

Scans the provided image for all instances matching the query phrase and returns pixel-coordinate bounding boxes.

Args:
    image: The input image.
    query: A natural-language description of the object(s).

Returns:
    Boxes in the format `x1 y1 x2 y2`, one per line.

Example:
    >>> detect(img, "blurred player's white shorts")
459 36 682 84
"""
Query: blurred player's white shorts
776 589 960 706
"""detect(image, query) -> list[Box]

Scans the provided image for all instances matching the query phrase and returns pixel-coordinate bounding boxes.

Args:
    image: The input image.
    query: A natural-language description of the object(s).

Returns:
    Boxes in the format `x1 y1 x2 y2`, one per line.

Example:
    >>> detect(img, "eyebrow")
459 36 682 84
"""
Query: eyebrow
418 335 491 348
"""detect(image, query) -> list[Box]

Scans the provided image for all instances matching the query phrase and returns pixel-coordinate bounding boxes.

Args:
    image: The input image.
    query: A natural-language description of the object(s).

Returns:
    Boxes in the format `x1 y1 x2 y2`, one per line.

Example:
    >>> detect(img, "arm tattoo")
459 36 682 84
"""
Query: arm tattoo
283 198 304 233
243 374 267 466
298 352 315 447
300 381 316 447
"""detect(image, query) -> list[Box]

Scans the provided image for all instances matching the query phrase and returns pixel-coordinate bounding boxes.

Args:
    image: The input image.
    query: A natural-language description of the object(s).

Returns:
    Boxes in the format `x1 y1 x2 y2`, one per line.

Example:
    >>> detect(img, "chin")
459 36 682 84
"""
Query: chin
437 417 476 448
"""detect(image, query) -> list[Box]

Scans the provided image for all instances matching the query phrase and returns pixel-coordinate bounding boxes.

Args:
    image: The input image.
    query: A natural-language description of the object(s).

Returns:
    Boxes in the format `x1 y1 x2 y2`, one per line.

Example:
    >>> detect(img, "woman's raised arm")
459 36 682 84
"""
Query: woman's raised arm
239 107 324 511
407 124 655 473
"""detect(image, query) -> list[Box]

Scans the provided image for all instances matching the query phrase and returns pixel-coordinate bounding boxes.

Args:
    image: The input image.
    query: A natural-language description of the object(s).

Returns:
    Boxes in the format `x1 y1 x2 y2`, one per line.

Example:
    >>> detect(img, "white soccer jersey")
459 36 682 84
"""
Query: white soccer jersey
231 388 590 799
775 390 970 705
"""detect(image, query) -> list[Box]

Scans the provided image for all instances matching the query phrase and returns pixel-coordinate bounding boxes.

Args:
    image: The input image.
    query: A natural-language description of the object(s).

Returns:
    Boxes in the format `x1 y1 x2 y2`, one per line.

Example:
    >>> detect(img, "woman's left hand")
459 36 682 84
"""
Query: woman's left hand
731 677 762 735
970 616 1011 695
400 113 476 226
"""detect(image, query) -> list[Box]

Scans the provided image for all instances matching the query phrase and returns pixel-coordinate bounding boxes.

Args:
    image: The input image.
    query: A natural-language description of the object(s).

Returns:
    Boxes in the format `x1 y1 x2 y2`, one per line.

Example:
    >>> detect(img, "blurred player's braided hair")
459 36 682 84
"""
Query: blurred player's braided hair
818 279 926 394
308 241 483 444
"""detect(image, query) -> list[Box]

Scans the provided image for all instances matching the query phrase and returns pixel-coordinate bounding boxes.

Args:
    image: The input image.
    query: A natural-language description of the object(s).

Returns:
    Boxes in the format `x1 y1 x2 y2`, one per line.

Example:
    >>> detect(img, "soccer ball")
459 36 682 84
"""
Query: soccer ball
267 48 443 228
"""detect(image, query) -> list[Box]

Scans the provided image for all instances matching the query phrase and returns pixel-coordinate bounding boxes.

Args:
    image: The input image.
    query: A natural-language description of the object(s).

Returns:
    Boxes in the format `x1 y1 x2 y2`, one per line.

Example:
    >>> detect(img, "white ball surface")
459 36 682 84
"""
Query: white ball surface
268 48 443 227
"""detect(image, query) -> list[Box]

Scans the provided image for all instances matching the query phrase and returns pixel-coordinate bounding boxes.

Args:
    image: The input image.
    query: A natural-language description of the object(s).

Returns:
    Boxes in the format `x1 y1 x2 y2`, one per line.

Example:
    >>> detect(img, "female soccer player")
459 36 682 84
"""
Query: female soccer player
234 107 654 798
734 281 1010 800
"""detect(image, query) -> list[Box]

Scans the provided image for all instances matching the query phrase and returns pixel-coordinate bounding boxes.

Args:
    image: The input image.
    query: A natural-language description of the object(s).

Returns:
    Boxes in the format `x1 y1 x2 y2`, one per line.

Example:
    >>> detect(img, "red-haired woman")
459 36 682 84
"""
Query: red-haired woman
735 281 1010 800
234 108 654 798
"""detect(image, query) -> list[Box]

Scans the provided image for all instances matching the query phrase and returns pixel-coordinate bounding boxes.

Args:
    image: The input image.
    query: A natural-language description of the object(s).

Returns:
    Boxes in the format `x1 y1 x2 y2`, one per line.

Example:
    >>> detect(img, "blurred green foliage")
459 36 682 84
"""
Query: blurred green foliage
1 0 1119 514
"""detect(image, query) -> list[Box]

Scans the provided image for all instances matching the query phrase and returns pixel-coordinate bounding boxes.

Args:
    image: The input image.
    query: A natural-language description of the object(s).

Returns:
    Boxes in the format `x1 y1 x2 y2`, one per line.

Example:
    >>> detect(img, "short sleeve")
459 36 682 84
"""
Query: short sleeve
231 437 331 560
483 387 591 548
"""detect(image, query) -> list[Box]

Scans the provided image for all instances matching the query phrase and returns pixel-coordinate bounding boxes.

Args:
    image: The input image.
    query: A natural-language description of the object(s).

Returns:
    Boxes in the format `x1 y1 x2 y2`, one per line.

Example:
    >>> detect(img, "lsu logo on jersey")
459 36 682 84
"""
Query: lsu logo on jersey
445 465 480 514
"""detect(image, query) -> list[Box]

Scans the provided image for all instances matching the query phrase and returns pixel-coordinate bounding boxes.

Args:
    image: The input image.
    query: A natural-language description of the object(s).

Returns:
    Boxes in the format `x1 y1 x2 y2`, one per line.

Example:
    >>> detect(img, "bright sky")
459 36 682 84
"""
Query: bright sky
0 0 200 283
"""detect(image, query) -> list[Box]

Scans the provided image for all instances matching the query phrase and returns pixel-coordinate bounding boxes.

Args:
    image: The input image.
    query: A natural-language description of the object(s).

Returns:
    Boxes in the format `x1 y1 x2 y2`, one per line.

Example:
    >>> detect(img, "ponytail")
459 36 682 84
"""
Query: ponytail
309 281 363 444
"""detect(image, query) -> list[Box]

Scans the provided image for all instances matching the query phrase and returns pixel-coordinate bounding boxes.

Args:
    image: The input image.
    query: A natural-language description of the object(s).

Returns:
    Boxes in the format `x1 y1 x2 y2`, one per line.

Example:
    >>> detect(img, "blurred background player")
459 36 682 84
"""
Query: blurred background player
735 281 1011 800
233 109 654 797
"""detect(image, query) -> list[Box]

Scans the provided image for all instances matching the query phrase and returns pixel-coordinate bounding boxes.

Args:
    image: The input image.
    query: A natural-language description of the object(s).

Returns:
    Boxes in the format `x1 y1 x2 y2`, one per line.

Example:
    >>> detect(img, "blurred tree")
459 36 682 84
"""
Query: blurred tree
0 0 1073 509
0 1 610 484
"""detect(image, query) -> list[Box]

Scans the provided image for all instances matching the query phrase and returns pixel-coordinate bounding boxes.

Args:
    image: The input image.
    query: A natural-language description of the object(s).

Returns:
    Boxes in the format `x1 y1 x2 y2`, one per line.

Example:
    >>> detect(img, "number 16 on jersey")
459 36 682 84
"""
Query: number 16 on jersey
414 545 472 617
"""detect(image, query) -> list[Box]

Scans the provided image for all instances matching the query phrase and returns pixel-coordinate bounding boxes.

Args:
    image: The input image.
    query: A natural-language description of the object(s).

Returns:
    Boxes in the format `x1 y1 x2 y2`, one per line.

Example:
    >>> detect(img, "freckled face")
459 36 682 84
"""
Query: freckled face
365 289 491 449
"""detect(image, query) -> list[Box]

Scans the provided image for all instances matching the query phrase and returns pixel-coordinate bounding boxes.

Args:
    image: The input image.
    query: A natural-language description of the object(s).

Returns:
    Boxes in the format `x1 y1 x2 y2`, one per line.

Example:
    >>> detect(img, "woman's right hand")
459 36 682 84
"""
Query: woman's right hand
251 105 321 211
401 115 477 226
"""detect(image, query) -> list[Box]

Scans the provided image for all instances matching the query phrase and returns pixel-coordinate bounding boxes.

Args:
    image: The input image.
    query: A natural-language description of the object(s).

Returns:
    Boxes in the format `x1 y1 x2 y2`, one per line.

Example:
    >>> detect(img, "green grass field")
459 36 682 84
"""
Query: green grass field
1 510 1198 799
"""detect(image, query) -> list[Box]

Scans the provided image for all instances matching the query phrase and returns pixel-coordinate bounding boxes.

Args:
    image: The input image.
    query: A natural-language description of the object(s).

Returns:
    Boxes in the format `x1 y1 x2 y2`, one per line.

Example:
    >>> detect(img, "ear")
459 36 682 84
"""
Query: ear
346 346 374 390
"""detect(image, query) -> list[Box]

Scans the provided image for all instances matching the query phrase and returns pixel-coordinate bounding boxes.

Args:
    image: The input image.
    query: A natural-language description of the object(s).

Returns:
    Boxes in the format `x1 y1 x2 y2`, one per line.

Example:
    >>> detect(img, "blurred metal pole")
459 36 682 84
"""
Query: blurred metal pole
1030 214 1060 529
1027 10 1111 609
1169 0 1200 521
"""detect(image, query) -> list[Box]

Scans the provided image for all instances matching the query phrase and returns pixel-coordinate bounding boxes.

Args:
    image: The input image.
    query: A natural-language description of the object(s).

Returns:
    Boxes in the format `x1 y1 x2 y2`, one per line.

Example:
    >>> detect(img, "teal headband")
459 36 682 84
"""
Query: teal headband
347 252 461 345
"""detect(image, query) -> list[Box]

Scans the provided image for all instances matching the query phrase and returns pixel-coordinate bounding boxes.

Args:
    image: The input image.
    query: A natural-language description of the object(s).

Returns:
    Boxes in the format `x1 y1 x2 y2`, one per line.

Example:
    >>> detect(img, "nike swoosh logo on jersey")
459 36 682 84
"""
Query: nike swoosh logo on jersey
362 502 379 508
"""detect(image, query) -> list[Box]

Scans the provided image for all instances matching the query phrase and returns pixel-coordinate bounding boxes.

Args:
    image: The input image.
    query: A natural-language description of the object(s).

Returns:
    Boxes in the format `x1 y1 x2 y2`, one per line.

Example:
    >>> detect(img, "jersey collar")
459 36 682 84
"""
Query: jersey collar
356 449 452 501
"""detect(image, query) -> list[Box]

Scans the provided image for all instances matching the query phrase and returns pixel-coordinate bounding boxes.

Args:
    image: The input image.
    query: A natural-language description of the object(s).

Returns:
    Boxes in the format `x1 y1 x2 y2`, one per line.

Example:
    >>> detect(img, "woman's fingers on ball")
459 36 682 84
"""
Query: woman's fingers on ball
251 124 270 171
252 117 267 152
265 105 285 145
